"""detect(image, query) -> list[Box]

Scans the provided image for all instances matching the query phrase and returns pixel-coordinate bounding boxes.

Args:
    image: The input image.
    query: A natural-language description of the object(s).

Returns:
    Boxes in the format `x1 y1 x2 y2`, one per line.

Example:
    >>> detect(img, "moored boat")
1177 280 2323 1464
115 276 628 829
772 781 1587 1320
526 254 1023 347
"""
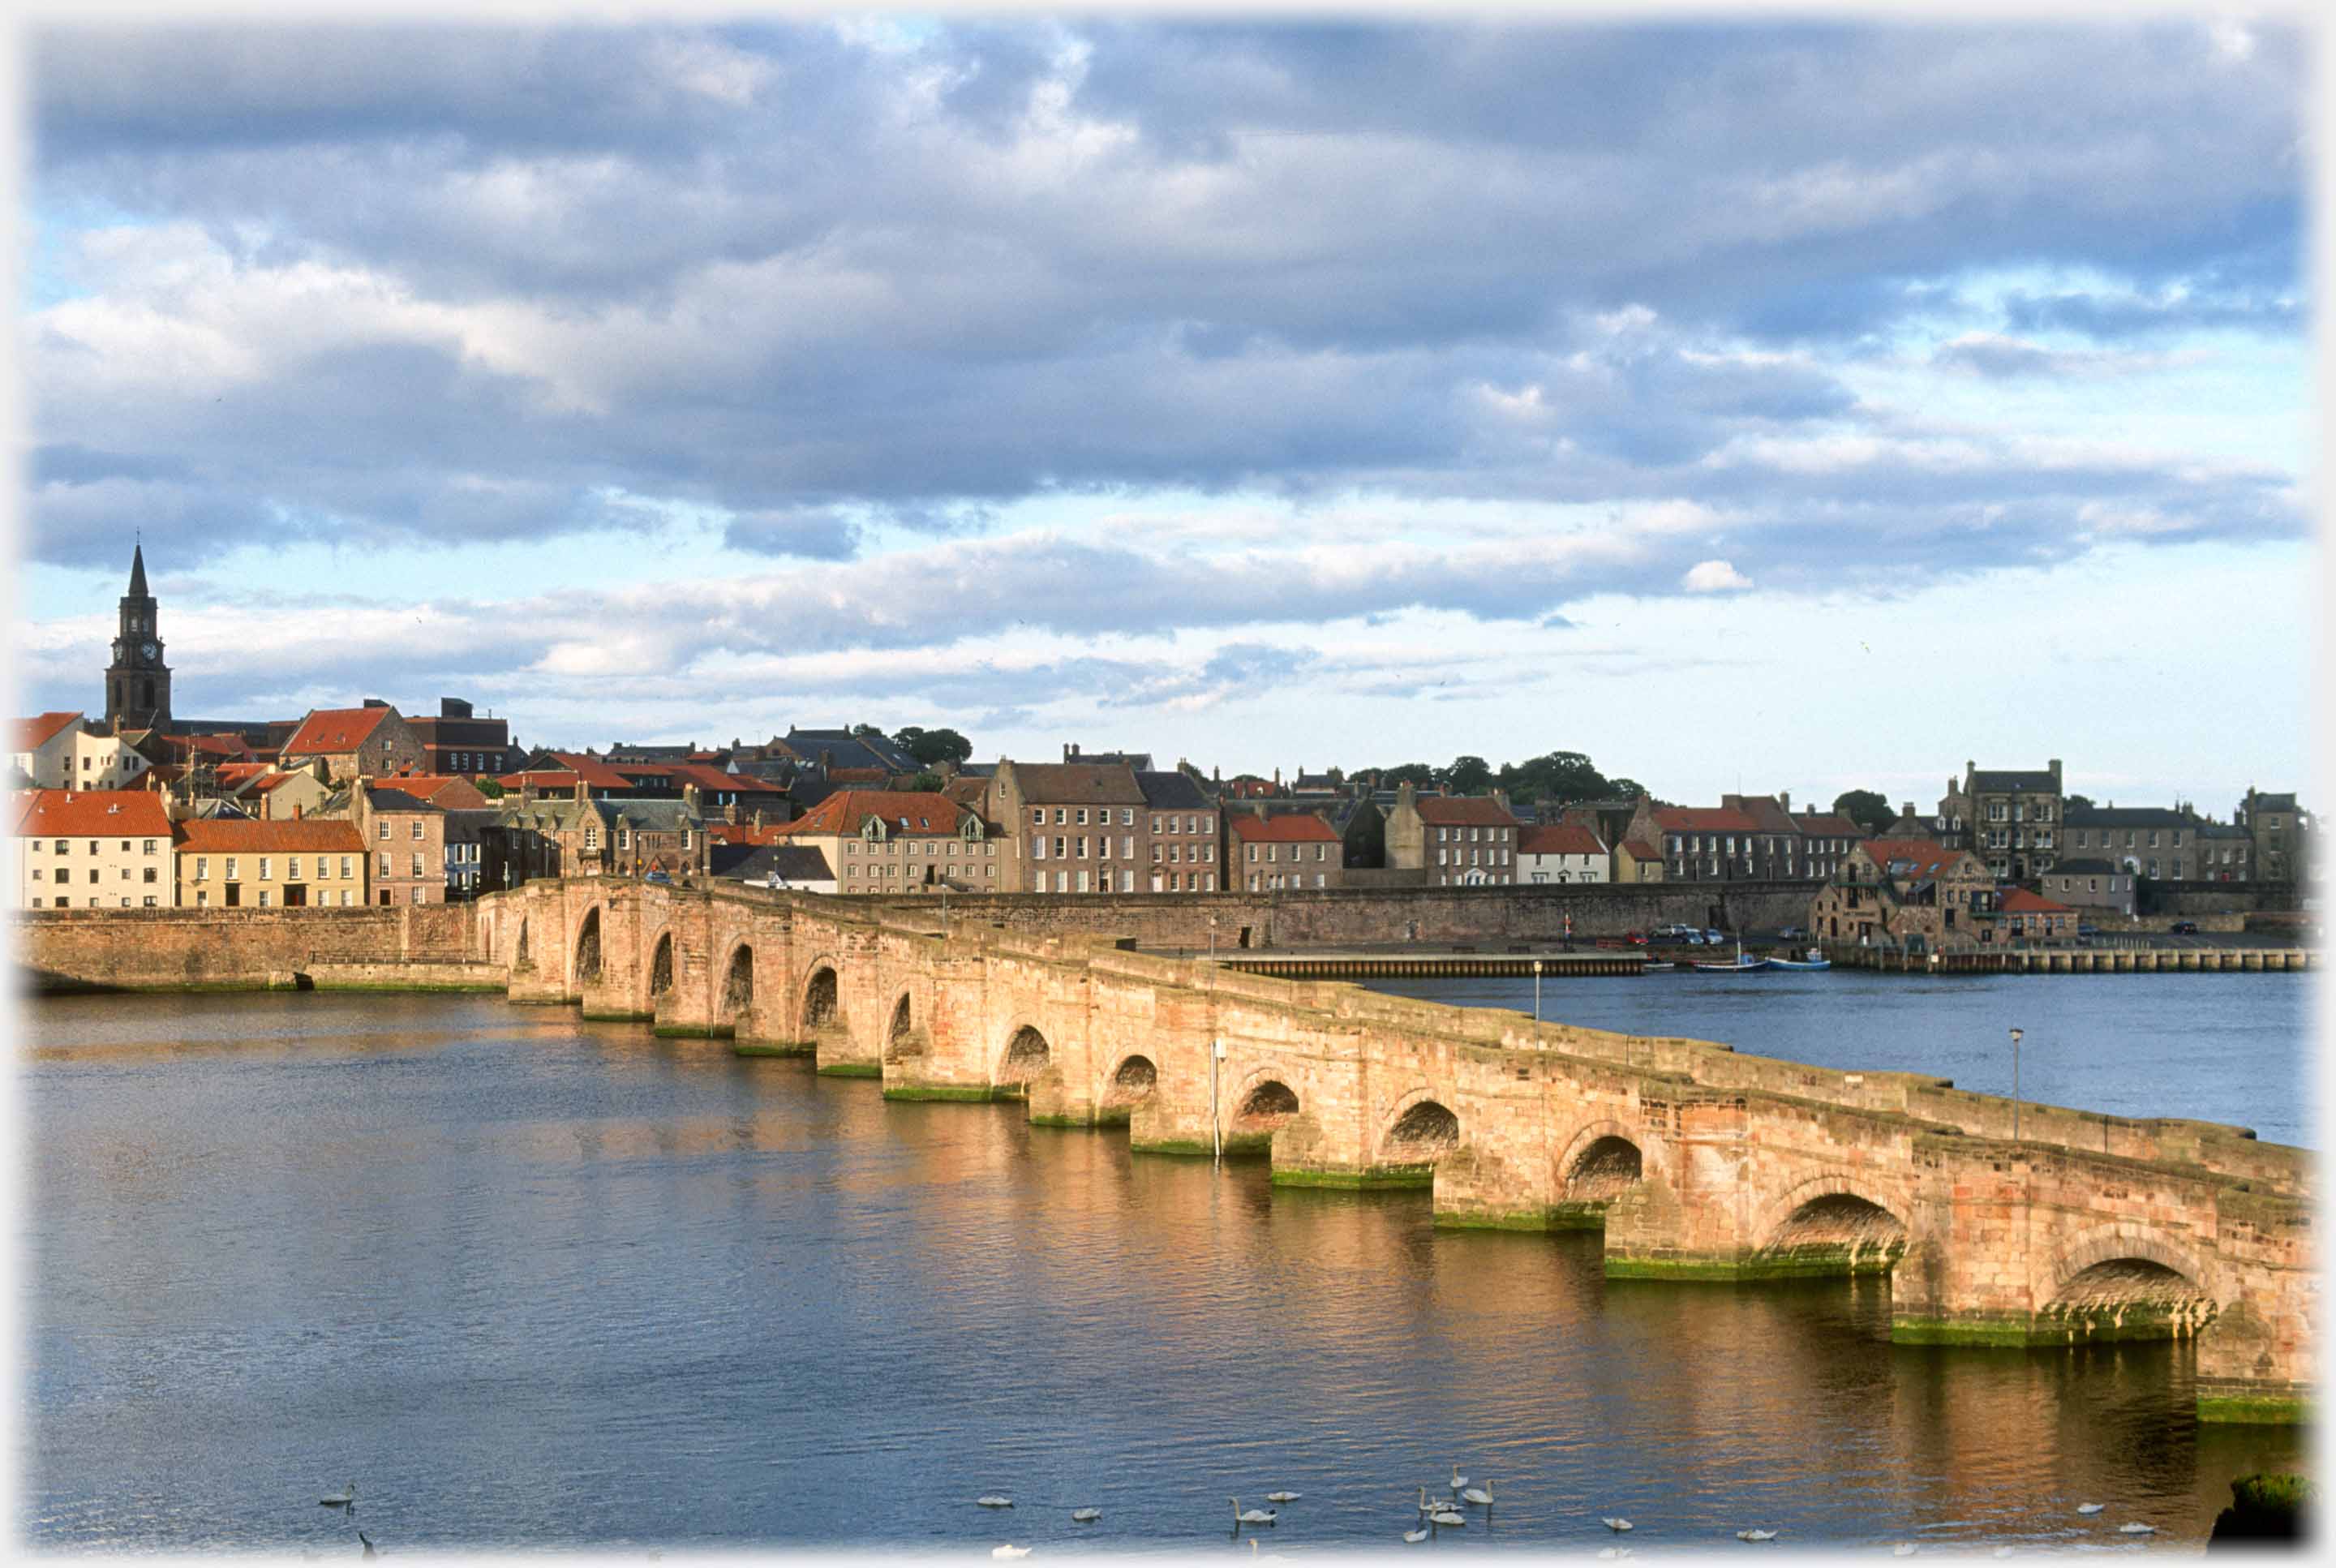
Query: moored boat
1767 947 1831 971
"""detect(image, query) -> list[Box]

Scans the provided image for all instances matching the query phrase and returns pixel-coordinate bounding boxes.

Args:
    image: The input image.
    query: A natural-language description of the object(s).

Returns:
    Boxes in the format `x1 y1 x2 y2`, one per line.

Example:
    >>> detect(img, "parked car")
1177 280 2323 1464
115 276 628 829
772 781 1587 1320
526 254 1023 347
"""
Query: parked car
1684 932 1707 945
1776 925 1805 940
1625 930 1648 946
1703 929 1724 944
2171 920 2199 935
2077 923 2099 939
645 870 672 884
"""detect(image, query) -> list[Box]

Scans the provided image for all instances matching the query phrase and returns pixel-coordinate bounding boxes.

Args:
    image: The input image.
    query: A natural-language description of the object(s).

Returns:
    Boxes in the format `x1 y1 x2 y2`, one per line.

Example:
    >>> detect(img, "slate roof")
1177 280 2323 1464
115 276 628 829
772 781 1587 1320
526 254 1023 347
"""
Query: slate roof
1519 824 1607 857
364 787 439 813
1651 805 1763 833
1413 795 1520 828
2251 791 2300 811
1969 767 2059 793
1007 762 1147 806
2045 858 2120 876
1793 812 1867 837
1136 770 1213 811
2064 805 2192 829
781 728 918 774
15 711 82 751
15 788 174 837
591 798 706 834
715 843 835 884
283 707 396 756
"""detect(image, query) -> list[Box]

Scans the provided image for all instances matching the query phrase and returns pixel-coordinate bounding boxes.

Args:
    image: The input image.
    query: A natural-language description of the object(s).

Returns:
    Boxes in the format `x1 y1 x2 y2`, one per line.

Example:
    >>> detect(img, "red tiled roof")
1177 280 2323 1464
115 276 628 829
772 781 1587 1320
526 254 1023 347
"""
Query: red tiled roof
1230 814 1340 844
1414 795 1519 827
174 818 366 854
788 790 970 838
173 732 257 761
15 711 82 751
1652 805 1763 832
283 707 394 756
540 752 636 789
706 821 793 847
1619 838 1661 859
499 769 581 791
1519 824 1607 857
1860 839 1975 879
215 762 273 785
667 763 783 794
15 788 174 837
1999 887 2075 913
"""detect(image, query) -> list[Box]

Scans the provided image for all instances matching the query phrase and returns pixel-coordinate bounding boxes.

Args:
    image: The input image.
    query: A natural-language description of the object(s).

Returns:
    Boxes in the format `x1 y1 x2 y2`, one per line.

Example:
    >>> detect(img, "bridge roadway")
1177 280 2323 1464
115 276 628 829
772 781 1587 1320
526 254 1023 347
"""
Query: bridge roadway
480 879 2314 1424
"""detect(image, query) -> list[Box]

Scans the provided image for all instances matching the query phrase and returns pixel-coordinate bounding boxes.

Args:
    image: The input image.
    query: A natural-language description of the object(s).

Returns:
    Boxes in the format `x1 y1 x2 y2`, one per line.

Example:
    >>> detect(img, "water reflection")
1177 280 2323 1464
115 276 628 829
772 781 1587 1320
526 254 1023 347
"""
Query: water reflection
23 994 2308 1553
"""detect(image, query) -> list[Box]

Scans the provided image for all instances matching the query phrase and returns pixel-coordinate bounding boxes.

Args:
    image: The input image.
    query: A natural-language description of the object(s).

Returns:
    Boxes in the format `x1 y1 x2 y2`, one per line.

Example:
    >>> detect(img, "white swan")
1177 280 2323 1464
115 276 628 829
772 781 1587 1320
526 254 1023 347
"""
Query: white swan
1232 1498 1278 1526
1430 1510 1466 1527
1450 1463 1469 1491
1602 1518 1634 1532
1265 1490 1300 1503
358 1534 375 1561
1893 1546 1916 1557
2117 1523 2154 1536
1403 1523 1429 1543
1737 1529 1777 1541
977 1496 1014 1508
1418 1488 1440 1513
1071 1508 1101 1523
320 1484 355 1507
990 1546 1031 1560
1460 1480 1492 1506
2075 1503 2103 1515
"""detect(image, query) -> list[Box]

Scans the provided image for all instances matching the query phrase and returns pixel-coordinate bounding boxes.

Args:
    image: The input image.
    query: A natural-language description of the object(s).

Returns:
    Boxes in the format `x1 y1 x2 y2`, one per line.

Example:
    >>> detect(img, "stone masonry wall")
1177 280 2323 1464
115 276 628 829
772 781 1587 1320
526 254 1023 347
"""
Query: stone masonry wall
16 904 481 990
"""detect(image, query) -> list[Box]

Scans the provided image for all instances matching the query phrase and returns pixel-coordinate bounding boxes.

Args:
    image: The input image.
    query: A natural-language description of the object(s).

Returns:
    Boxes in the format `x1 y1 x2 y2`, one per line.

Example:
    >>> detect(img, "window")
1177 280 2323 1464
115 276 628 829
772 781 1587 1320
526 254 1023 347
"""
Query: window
55 840 67 854
195 857 208 881
144 866 157 883
1053 836 1066 859
1121 809 1133 826
341 890 354 907
258 890 271 907
1121 836 1133 858
410 820 424 840
1032 836 1046 860
225 857 238 879
380 822 392 839
143 839 157 855
143 896 157 908
1031 807 1044 826
412 854 424 878
380 853 392 878
1054 808 1067 825
1076 836 1089 859
1076 808 1089 826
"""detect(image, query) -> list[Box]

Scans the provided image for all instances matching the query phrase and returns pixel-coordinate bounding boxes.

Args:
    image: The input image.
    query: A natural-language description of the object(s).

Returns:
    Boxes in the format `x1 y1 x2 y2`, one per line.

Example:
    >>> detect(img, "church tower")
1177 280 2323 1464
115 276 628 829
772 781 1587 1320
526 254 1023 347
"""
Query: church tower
104 543 173 732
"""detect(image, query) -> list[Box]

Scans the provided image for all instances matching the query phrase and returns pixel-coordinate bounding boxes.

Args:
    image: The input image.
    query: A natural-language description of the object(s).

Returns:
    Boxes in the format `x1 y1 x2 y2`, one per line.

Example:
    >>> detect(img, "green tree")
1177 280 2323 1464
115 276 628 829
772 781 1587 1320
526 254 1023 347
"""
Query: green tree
1442 754 1495 794
893 726 974 767
1376 763 1437 788
2065 793 2095 814
909 770 946 792
473 779 505 799
1831 789 1896 833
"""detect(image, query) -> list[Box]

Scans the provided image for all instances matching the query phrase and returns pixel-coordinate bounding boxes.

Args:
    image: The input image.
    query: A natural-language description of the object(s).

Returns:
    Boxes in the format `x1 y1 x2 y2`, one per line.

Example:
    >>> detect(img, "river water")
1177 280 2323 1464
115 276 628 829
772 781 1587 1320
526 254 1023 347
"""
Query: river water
19 985 2316 1554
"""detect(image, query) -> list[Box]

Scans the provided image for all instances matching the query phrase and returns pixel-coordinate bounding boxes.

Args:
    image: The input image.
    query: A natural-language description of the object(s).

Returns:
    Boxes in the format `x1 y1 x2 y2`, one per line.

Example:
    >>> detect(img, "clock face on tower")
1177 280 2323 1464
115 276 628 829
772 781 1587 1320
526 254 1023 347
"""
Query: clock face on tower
141 642 158 661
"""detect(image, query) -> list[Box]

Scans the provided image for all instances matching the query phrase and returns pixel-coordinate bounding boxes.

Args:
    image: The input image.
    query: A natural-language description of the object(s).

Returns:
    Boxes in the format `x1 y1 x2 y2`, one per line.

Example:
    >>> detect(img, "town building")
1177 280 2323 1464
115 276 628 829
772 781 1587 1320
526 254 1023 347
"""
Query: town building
1517 823 1610 883
404 698 517 776
1384 783 1520 885
1230 812 1345 891
1999 887 2079 942
173 818 371 909
1614 836 1665 883
103 544 174 732
778 789 996 895
2192 818 2256 882
1137 770 1222 893
2239 788 2310 885
2038 858 2137 917
1809 838 1998 952
1937 759 2063 881
337 783 449 905
2062 804 2201 882
13 788 174 909
591 795 713 883
15 713 85 788
986 760 1151 894
281 702 427 783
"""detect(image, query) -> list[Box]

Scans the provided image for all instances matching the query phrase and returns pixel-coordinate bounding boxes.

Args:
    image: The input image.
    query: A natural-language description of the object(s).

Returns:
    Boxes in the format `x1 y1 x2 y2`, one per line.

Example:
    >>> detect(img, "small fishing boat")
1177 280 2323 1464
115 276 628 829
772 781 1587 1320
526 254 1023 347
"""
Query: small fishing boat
1694 940 1770 973
1766 947 1831 971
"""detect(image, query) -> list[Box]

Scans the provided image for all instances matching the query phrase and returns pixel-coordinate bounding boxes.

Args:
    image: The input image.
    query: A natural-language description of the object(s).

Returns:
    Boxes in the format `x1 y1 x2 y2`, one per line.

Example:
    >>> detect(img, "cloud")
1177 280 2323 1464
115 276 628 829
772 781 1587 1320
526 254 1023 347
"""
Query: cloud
1682 559 1752 592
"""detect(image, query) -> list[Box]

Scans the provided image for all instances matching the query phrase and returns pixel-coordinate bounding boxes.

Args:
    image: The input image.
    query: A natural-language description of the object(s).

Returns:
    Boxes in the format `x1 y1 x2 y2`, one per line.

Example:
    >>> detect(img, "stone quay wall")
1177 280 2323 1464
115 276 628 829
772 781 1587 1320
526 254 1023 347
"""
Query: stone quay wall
15 903 485 991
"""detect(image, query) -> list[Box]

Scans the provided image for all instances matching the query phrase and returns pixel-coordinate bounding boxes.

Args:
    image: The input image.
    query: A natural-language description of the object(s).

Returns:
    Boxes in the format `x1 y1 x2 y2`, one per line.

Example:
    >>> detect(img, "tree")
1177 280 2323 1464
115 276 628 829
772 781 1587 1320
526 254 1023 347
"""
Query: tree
893 726 974 767
1831 789 1896 833
1376 763 1436 788
473 779 505 799
1442 754 1495 794
1605 777 1646 801
909 770 946 792
2065 793 2095 814
851 724 883 740
1508 750 1615 805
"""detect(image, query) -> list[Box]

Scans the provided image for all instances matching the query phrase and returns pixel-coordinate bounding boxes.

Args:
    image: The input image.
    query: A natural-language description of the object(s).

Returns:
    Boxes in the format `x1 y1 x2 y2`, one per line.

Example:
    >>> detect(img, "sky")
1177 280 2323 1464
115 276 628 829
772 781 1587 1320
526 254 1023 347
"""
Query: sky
10 11 2320 814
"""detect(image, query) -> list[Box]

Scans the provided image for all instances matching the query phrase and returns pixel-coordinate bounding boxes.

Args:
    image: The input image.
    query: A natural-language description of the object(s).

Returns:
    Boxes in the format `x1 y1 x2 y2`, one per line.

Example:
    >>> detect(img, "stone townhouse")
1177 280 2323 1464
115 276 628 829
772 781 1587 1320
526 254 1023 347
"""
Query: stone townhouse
1385 783 1520 885
13 788 174 909
174 818 371 909
1809 837 1998 952
989 760 1150 894
2063 804 2201 883
2038 859 2137 918
1999 887 2079 943
376 773 498 897
337 784 449 905
1642 802 1765 880
1788 808 1868 880
779 788 996 895
1230 812 1345 891
402 697 516 776
493 792 595 885
1938 759 2063 881
281 702 427 784
1517 823 1610 883
1138 769 1222 893
15 711 84 788
592 796 712 881
2239 788 2309 884
2191 818 2255 883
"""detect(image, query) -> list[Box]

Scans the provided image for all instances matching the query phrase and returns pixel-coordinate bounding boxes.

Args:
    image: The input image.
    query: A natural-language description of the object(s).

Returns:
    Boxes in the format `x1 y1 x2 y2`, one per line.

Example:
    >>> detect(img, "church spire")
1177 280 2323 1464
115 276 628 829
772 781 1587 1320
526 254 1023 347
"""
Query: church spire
128 540 149 598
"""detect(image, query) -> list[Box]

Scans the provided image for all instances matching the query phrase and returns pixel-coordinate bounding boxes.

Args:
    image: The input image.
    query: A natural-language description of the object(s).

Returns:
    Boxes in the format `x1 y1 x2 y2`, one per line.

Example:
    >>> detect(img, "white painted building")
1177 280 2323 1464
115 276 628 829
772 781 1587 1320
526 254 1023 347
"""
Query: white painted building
1517 823 1611 884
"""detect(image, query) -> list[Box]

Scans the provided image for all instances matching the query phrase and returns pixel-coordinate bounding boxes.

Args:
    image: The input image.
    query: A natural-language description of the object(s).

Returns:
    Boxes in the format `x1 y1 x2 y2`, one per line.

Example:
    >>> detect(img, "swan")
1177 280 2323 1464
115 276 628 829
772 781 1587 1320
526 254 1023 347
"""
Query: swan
1737 1529 1777 1541
1417 1488 1440 1514
1430 1510 1466 1527
1071 1509 1101 1523
1992 1549 2015 1559
1265 1490 1300 1503
320 1484 355 1507
1450 1464 1469 1491
1231 1498 1278 1526
1403 1525 1429 1544
1460 1480 1492 1506
977 1496 1014 1509
2075 1503 2103 1515
991 1547 1031 1560
1602 1518 1634 1532
1893 1546 1916 1557
2117 1523 2154 1536
358 1534 375 1561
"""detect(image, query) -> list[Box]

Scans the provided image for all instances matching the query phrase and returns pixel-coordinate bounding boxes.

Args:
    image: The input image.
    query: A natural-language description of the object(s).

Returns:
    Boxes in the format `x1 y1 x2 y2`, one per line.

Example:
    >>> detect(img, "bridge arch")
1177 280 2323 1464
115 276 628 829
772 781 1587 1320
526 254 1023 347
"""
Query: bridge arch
573 905 603 985
1558 1121 1649 1205
648 929 676 998
886 991 932 1064
798 959 843 1037
1379 1091 1462 1164
2041 1224 2219 1340
514 917 530 970
1231 1076 1301 1134
1752 1173 1914 1276
718 943 754 1022
995 1022 1051 1091
1103 1053 1158 1107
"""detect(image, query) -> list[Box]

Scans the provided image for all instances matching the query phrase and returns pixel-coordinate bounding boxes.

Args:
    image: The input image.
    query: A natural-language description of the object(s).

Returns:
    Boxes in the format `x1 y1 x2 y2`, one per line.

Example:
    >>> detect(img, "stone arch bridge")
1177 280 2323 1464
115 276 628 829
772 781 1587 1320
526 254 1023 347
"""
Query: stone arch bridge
479 879 2312 1424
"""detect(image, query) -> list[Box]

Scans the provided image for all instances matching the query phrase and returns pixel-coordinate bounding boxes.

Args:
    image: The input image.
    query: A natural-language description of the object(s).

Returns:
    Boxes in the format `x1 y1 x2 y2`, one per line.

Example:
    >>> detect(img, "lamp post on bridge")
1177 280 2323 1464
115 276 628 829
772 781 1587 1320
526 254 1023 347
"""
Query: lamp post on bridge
1209 913 1217 965
2009 1026 2024 1141
1533 958 1543 1022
